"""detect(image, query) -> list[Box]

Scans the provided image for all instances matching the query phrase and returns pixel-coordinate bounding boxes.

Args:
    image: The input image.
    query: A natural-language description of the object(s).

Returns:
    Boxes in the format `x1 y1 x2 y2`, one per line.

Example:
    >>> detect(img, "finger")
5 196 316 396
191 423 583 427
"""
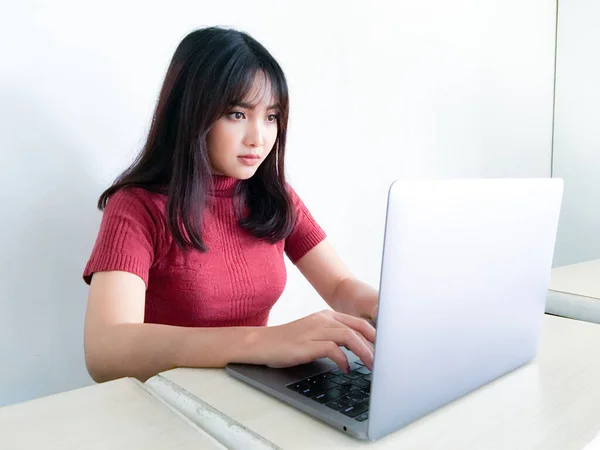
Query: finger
357 331 375 354
317 327 374 369
331 311 376 344
308 341 350 373
337 324 374 355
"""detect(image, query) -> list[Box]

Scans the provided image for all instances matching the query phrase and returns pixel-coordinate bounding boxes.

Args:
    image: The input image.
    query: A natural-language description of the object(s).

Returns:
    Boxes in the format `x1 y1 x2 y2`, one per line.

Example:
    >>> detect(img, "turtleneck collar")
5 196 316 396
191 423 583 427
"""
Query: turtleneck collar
210 175 241 197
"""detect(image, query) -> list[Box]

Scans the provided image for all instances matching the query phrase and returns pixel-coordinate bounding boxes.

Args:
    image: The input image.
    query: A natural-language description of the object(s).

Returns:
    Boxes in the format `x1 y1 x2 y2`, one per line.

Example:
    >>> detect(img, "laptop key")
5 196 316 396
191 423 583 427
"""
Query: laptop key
308 373 329 383
352 391 369 402
326 399 349 411
337 382 353 392
330 375 351 385
340 392 364 405
300 381 328 396
339 395 359 406
344 372 363 380
350 378 370 389
299 386 321 397
355 366 372 375
313 388 343 404
341 400 369 418
312 379 339 391
338 382 361 394
330 368 343 376
287 381 310 392
349 362 363 371
355 412 369 422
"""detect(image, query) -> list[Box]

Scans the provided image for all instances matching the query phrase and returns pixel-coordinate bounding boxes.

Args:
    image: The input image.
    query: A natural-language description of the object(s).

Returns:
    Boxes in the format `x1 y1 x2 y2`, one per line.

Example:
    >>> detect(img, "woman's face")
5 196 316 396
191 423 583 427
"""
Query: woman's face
207 74 279 179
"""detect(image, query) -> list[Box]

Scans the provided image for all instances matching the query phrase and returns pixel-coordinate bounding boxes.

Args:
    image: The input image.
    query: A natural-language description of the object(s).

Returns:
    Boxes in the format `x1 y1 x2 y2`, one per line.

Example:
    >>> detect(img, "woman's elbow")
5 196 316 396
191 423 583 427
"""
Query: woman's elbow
85 350 113 383
84 335 119 383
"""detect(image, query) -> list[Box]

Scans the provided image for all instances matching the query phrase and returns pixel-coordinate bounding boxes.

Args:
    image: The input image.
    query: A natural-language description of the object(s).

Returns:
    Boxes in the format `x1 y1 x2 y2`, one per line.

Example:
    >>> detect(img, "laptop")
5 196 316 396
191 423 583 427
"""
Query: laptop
225 178 564 441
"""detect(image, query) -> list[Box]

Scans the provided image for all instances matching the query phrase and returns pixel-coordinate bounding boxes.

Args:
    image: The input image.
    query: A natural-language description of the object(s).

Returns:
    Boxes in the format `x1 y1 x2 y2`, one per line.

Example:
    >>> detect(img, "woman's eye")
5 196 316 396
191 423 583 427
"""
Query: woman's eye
229 112 245 120
267 114 278 122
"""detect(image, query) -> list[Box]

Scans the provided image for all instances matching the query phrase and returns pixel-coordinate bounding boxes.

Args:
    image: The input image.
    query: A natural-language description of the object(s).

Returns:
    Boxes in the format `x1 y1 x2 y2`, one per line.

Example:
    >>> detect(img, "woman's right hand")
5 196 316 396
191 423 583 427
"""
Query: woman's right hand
252 310 376 373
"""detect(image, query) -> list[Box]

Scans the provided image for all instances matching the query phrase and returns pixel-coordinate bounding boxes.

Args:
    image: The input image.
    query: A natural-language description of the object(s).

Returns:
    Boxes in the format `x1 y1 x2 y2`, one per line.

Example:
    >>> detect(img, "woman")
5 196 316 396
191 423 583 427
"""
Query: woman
83 26 378 383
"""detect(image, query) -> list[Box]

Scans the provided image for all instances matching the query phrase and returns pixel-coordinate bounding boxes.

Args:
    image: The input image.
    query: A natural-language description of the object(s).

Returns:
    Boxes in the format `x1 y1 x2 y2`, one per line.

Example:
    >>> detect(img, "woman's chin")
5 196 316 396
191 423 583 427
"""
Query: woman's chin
231 164 261 180
212 160 262 180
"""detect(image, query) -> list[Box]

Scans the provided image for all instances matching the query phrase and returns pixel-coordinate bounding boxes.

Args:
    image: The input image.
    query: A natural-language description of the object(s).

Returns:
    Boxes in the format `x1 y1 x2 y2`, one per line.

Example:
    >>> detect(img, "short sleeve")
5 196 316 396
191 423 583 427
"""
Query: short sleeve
83 188 161 288
284 185 327 264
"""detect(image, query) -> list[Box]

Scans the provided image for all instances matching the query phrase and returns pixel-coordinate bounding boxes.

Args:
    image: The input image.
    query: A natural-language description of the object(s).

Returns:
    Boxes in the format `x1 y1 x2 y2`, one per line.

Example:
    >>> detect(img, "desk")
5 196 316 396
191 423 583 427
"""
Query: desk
147 315 600 449
547 259 600 324
0 377 224 449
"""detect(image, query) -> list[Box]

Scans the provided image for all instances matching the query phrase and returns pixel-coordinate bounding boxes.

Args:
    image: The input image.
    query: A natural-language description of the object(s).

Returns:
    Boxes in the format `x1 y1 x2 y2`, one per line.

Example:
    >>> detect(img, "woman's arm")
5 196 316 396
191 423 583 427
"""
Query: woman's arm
295 239 379 322
330 277 379 322
85 270 376 383
84 271 262 382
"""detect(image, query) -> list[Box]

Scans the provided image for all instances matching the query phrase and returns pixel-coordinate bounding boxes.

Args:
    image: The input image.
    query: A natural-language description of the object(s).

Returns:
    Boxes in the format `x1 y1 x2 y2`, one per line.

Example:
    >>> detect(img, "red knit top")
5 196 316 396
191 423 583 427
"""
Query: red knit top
83 176 326 327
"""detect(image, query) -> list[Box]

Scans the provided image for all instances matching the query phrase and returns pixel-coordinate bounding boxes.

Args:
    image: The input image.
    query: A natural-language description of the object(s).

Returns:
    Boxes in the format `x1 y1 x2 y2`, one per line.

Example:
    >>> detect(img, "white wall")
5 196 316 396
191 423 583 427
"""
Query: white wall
552 0 600 267
0 0 556 406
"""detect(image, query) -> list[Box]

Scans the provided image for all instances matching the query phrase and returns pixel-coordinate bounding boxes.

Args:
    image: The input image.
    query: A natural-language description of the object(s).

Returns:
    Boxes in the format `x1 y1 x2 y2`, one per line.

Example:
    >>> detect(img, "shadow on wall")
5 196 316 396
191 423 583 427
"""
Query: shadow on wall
0 88 103 406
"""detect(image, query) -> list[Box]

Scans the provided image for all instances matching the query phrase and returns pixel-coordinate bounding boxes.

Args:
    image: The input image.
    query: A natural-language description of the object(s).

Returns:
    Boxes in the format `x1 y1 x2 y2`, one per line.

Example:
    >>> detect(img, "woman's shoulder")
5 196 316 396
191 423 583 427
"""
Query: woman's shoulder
99 186 171 254
105 186 168 217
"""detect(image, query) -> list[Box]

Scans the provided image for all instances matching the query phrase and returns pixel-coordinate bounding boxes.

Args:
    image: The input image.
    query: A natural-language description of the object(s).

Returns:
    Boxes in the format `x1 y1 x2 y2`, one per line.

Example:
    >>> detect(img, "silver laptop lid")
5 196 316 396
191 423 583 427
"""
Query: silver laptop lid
368 178 563 440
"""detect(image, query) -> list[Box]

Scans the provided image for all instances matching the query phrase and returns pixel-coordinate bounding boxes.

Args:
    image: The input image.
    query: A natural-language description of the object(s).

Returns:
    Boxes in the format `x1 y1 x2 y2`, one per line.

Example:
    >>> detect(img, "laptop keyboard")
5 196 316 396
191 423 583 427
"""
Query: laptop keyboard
286 361 372 422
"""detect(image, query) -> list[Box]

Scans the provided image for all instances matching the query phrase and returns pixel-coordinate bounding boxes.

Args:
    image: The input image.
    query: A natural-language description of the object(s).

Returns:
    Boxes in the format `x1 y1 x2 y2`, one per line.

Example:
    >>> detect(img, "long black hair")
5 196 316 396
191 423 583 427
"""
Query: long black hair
98 27 295 251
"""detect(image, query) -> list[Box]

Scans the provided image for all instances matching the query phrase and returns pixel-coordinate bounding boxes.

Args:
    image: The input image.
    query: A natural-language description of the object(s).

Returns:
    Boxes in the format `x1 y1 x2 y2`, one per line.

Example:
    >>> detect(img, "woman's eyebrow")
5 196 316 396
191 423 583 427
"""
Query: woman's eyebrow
233 101 280 110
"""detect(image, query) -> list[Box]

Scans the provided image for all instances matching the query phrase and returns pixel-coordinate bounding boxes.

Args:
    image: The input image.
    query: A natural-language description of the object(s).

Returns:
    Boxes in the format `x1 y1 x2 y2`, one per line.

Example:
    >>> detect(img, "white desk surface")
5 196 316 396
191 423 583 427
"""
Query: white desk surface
148 315 600 450
0 377 224 449
550 259 600 299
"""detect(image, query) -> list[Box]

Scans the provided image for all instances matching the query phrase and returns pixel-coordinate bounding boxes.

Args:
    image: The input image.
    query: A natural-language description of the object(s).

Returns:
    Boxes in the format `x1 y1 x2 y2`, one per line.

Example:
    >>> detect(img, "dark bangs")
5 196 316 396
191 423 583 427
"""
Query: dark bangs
209 35 290 144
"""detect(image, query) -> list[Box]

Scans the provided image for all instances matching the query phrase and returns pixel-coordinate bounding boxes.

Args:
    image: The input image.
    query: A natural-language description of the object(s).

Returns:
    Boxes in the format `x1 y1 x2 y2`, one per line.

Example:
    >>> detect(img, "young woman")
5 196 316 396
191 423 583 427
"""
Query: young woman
83 26 378 383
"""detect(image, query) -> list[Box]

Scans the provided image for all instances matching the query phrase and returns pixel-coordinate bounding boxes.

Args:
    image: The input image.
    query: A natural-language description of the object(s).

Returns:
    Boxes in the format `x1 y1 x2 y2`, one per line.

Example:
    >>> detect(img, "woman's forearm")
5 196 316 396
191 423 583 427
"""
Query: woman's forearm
84 322 263 383
330 277 379 320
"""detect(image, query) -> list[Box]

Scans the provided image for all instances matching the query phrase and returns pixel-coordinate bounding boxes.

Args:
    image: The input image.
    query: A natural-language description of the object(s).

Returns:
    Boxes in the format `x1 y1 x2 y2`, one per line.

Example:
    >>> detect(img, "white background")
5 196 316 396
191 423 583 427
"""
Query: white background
0 0 557 406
